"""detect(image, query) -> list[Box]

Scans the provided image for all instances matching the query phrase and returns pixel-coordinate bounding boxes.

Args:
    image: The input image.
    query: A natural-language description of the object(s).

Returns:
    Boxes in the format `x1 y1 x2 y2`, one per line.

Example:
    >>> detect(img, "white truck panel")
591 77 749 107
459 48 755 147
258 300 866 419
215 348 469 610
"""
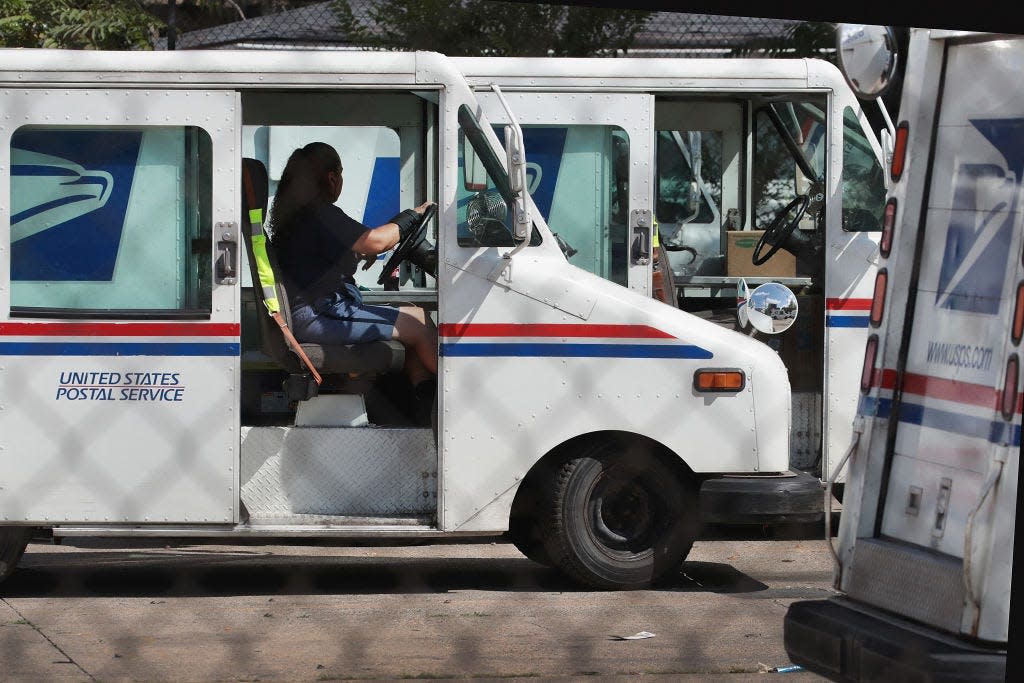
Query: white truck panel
439 263 790 531
0 354 237 523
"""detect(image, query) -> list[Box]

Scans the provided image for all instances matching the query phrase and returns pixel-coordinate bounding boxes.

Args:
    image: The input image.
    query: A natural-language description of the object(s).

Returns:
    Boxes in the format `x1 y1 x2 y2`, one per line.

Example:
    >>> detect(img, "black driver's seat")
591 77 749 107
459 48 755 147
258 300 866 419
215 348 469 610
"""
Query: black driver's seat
241 158 404 396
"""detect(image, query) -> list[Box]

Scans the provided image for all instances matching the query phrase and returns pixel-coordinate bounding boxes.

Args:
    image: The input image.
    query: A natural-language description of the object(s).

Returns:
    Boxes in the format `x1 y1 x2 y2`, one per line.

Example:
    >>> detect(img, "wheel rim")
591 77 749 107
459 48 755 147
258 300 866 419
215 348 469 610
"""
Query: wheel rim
587 470 657 553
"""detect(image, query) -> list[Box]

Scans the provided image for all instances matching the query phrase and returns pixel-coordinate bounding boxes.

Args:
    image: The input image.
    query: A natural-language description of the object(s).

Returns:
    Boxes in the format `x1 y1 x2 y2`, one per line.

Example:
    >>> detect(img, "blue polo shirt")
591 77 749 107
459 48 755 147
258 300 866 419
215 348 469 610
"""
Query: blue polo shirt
272 201 368 310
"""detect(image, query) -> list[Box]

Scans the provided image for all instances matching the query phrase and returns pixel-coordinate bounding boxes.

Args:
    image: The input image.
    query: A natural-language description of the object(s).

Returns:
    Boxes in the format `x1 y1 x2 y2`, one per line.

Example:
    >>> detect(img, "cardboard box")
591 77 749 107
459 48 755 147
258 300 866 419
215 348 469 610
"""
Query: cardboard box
726 230 796 278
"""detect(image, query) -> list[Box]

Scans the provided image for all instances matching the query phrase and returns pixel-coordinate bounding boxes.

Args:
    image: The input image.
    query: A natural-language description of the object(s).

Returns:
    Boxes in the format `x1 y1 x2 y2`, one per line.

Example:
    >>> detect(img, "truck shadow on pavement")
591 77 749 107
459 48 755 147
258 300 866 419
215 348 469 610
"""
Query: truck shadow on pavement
1 542 768 599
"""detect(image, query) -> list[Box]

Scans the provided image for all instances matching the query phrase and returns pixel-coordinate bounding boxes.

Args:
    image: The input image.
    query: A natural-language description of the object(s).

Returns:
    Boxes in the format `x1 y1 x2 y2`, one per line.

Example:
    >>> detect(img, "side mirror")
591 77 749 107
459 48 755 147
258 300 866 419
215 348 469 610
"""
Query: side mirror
879 127 894 189
836 24 898 100
746 282 799 335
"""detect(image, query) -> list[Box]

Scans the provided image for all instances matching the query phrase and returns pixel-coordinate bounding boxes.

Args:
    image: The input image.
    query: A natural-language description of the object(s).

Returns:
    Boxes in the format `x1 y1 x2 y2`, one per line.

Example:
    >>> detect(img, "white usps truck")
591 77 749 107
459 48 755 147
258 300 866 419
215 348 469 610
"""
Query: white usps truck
451 56 889 522
785 27 1019 679
0 48 792 589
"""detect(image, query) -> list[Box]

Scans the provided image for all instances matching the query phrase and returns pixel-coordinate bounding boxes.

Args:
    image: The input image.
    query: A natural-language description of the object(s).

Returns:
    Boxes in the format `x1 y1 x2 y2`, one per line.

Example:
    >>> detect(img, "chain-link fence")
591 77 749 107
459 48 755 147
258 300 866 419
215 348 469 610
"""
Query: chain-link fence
140 1 834 59
0 5 844 680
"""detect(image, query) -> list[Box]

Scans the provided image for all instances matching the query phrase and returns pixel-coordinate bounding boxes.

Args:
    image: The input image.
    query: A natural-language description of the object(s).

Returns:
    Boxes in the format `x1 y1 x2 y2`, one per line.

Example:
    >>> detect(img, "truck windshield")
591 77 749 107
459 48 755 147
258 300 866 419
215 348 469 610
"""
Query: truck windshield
656 130 722 227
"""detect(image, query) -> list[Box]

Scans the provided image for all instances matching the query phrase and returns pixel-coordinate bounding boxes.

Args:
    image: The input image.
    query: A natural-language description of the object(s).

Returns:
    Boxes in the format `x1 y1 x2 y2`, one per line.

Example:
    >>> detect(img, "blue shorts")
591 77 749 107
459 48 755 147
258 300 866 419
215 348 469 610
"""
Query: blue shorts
291 283 400 345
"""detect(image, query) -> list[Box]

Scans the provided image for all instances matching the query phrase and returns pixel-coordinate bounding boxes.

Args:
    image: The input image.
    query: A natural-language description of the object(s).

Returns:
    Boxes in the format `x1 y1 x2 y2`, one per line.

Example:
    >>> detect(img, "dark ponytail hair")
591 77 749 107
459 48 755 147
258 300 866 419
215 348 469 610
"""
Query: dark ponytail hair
268 141 342 244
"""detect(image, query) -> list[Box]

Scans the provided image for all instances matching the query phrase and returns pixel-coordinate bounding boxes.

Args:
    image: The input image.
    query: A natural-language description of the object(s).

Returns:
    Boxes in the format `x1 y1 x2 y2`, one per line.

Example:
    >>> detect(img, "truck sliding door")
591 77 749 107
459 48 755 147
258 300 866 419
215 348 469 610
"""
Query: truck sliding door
0 89 241 524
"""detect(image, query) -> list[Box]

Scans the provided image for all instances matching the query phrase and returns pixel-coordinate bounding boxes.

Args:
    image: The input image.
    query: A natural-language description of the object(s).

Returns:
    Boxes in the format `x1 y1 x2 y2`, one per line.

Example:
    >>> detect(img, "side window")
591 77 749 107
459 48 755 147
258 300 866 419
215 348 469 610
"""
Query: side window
510 125 629 285
656 130 722 226
458 121 631 286
841 106 887 232
10 126 212 315
260 125 401 231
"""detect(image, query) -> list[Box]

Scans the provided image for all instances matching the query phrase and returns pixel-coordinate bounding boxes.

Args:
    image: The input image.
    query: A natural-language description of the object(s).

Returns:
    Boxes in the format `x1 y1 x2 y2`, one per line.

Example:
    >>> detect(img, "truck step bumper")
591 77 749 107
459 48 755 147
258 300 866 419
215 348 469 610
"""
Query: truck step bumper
700 470 824 524
784 598 1005 683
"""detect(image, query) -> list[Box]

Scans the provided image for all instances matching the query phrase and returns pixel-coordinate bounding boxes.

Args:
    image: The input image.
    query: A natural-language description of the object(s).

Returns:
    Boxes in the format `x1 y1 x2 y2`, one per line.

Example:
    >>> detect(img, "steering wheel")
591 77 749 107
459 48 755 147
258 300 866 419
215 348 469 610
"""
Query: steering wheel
752 194 809 266
377 203 437 285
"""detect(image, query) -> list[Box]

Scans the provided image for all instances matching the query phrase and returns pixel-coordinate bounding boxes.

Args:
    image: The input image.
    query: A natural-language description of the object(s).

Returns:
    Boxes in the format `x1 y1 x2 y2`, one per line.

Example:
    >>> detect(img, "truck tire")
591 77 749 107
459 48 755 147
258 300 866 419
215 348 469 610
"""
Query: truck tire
541 442 699 589
508 509 553 567
0 526 33 584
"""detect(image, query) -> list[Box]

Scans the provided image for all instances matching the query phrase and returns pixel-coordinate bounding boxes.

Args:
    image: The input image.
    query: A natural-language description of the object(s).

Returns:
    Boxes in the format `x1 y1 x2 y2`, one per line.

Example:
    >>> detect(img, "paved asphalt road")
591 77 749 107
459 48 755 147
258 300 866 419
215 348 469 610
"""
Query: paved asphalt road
0 529 832 681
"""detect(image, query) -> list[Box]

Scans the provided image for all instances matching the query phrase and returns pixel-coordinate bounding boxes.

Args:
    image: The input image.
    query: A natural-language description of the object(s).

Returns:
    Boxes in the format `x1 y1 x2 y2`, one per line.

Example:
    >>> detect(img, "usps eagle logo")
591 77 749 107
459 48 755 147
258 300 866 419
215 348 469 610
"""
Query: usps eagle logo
11 149 114 244
936 118 1024 315
10 130 141 282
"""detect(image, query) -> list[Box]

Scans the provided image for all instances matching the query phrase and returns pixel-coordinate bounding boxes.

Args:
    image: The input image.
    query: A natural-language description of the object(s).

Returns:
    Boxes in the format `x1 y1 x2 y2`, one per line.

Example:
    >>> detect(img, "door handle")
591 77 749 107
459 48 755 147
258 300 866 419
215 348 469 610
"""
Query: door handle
216 221 238 284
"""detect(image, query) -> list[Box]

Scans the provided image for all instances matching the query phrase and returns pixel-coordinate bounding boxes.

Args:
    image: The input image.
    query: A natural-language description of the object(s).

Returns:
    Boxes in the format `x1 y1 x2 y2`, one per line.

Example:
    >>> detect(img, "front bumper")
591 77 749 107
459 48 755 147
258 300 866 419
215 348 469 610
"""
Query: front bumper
700 470 825 524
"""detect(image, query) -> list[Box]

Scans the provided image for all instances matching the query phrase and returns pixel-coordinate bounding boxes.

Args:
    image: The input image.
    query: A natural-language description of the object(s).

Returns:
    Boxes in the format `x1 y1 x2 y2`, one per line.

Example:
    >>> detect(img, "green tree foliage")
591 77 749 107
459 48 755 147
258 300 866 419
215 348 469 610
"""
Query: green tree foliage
332 0 651 57
0 0 161 49
731 21 836 62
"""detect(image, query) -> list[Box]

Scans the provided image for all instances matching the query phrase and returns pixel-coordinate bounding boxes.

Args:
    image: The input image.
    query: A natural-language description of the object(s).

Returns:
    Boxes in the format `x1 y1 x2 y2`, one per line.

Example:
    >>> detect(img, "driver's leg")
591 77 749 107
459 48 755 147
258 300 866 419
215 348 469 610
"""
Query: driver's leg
392 305 438 375
403 352 430 388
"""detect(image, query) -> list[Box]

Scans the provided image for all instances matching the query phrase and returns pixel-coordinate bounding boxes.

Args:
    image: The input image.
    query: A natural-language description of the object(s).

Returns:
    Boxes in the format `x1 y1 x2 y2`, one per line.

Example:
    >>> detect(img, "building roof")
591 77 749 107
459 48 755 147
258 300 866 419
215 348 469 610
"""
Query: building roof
161 2 807 55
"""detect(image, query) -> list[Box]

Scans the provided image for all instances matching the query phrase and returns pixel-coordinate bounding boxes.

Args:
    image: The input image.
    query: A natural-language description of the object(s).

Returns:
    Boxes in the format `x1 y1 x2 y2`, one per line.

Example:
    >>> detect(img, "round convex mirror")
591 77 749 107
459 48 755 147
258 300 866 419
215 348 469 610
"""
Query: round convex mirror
836 24 898 99
748 282 799 334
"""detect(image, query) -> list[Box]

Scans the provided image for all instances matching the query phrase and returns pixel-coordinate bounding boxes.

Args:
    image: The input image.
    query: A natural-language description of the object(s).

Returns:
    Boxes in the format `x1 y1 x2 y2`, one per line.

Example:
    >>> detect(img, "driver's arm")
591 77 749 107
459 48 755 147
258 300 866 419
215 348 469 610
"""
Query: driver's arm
352 223 400 257
351 201 433 257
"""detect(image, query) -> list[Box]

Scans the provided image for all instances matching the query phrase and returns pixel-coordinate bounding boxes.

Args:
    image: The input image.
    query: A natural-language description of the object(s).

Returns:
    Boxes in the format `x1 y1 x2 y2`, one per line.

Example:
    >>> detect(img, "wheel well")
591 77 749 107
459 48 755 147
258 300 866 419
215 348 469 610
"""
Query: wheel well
509 431 698 525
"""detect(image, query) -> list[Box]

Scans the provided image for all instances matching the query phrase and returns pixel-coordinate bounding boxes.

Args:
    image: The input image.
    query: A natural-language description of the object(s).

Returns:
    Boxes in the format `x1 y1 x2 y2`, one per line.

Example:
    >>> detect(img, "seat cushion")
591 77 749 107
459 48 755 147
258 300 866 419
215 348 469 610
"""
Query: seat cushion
299 339 405 375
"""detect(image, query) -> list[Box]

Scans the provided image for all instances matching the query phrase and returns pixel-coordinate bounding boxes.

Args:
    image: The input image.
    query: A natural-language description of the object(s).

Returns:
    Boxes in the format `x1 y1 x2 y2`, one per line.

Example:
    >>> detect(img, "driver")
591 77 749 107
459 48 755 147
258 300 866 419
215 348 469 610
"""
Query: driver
268 142 437 411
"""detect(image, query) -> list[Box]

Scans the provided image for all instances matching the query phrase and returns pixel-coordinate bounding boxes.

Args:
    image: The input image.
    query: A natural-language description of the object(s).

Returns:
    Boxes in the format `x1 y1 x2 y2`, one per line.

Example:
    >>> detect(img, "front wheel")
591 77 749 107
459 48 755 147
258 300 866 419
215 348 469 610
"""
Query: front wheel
0 526 34 584
508 511 554 568
540 442 700 589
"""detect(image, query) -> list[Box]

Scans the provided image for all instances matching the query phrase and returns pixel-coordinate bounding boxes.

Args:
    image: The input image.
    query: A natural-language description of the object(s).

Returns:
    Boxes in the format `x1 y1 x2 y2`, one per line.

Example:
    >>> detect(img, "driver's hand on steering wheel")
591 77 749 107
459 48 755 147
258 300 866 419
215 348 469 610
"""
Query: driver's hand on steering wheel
361 202 436 269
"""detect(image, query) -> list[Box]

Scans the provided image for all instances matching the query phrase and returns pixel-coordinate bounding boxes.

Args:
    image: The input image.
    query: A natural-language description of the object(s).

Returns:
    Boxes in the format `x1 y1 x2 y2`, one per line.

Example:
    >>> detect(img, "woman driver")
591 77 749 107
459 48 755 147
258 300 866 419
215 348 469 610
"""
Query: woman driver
268 141 437 413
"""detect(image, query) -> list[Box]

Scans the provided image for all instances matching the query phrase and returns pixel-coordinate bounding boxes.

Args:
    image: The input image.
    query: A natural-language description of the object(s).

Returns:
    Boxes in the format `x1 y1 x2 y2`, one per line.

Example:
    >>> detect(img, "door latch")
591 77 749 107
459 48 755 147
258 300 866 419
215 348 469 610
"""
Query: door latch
631 209 652 265
216 221 238 285
932 477 953 543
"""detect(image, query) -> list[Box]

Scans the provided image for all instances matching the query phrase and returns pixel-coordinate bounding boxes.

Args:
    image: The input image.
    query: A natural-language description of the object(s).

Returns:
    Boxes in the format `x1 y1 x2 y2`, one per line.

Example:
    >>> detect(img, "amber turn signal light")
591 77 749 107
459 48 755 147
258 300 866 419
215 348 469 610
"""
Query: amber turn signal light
694 369 746 393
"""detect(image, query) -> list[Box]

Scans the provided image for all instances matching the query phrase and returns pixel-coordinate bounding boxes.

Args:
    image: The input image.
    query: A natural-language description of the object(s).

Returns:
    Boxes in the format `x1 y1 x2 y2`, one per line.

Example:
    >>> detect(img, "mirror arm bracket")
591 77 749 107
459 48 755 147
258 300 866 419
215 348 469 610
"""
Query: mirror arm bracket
876 98 896 188
491 84 532 243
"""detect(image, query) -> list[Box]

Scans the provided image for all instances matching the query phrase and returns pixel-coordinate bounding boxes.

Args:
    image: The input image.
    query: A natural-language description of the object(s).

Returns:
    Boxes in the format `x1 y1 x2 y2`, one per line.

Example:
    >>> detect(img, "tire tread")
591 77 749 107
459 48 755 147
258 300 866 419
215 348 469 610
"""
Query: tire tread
538 441 697 589
0 527 34 584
